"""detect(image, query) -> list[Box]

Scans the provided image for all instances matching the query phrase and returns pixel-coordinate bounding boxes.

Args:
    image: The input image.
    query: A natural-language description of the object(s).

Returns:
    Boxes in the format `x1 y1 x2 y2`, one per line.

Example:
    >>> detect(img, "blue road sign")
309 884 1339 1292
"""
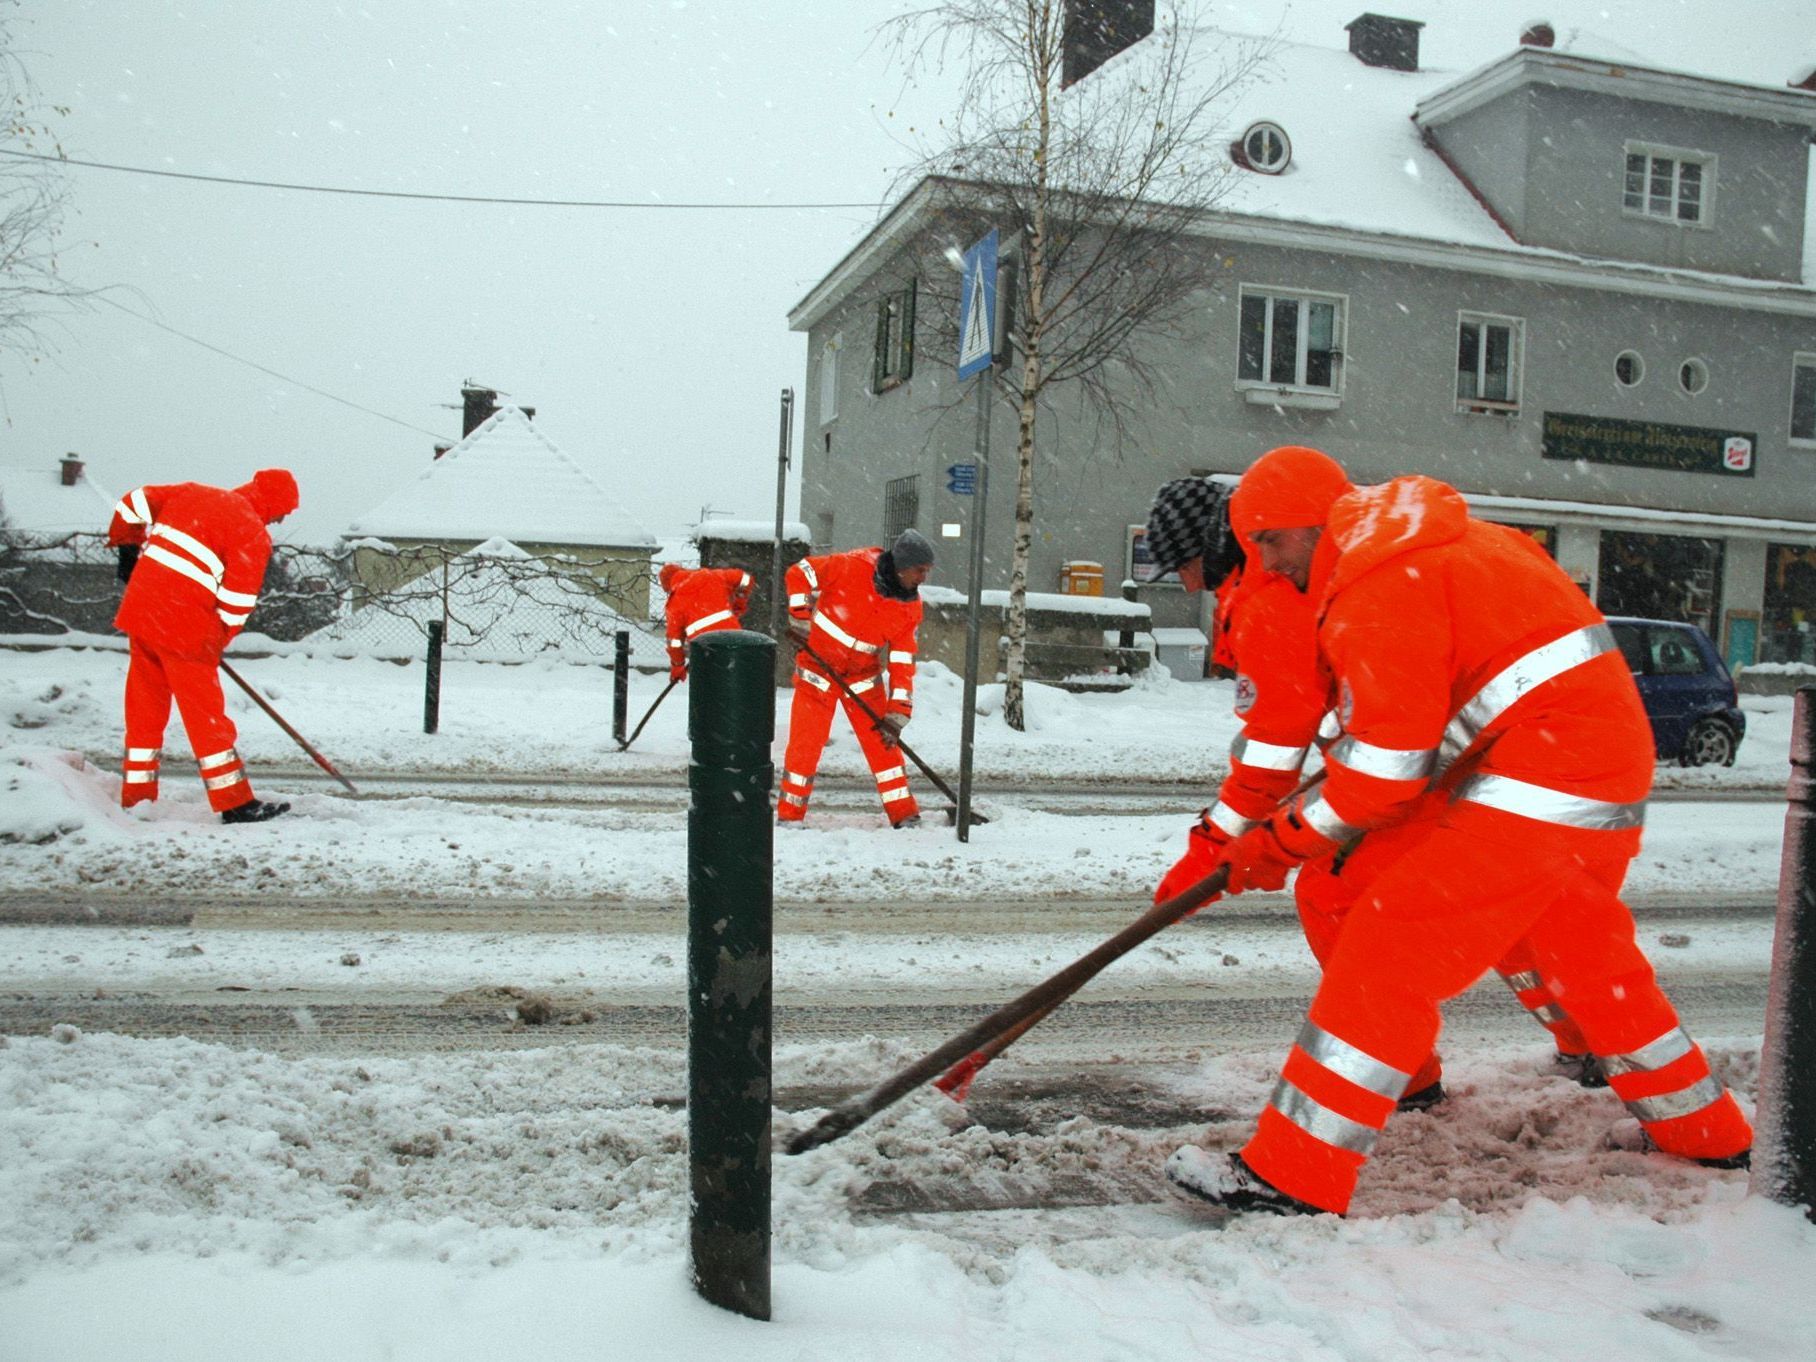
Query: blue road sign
946 462 978 495
956 229 998 380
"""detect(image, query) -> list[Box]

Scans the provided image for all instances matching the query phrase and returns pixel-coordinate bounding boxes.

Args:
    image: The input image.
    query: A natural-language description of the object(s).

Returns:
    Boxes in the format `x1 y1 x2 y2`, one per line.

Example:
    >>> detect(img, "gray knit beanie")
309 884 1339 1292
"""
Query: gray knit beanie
891 528 936 570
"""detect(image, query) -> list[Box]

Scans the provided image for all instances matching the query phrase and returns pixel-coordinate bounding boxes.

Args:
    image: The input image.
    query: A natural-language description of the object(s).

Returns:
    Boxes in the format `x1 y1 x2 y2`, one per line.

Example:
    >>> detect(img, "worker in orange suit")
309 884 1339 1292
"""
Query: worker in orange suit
1146 472 1604 1111
659 563 752 681
779 529 933 829
1165 446 1752 1218
107 470 300 824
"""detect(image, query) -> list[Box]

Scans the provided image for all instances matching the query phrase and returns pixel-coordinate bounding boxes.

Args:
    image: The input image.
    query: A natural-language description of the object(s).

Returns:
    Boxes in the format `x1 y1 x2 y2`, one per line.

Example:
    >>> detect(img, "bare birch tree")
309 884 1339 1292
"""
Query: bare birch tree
0 2 79 360
884 1 1270 729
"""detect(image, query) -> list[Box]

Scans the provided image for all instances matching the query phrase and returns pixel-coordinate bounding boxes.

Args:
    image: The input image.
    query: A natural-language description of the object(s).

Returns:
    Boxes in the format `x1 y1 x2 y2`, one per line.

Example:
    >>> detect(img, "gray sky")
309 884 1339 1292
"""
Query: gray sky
4 0 1810 545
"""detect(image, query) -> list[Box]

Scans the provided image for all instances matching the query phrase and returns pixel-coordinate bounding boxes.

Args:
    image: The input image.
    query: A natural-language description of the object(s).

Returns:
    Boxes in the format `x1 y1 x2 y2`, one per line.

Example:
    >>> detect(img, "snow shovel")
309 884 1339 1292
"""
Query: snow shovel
618 677 680 751
797 638 988 828
220 660 359 795
786 861 1232 1154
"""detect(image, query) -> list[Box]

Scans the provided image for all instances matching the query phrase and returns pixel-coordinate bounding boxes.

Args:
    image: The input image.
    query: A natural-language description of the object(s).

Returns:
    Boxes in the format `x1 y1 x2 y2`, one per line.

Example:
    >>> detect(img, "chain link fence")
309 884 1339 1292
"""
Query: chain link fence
0 533 671 670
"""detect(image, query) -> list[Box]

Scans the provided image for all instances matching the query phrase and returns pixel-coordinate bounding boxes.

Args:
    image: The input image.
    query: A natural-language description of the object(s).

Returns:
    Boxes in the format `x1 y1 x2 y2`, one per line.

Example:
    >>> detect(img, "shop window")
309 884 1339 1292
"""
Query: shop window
1596 530 1722 637
1792 353 1816 446
1457 313 1522 414
1763 542 1816 665
1623 143 1712 225
872 282 916 392
883 474 919 542
1237 286 1344 406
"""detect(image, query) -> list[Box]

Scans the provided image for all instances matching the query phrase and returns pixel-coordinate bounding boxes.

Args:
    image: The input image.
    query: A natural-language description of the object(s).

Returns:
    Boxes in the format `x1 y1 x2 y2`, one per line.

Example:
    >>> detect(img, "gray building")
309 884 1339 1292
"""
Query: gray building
788 16 1816 671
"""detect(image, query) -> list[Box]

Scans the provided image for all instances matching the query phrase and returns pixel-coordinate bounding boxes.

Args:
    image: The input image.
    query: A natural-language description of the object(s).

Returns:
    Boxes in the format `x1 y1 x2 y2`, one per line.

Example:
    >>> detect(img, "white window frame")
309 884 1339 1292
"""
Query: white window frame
1622 141 1715 229
1792 352 1816 449
1455 310 1524 416
1235 284 1346 409
818 331 841 425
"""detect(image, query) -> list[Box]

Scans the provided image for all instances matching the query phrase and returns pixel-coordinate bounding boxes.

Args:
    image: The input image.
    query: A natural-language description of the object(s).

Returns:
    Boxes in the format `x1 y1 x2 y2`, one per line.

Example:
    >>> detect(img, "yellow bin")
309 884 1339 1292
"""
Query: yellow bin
1060 560 1104 596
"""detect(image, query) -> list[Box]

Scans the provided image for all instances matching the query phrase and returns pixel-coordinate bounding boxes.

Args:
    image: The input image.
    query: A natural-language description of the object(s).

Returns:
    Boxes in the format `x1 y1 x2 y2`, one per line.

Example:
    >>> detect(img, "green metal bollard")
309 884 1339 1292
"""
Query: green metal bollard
687 629 774 1320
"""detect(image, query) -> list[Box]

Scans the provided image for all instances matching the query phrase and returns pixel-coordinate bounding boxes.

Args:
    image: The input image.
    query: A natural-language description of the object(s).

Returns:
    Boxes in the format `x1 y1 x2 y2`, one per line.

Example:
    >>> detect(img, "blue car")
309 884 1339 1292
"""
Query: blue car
1607 617 1745 767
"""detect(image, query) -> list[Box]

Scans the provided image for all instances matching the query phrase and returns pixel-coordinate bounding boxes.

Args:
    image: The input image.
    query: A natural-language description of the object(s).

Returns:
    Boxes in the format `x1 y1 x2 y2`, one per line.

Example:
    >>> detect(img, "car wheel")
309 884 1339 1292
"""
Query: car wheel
1679 717 1737 768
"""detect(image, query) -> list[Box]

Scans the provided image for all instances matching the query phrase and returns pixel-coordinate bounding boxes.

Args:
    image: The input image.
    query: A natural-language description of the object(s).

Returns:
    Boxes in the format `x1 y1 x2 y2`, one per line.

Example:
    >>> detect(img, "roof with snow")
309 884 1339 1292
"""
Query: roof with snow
344 408 656 551
791 22 1816 330
0 461 116 540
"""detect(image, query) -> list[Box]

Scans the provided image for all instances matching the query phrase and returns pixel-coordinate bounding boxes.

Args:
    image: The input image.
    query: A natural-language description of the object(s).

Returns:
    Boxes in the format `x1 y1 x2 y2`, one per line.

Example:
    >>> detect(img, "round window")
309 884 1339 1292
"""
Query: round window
1239 121 1291 175
1615 350 1645 387
1679 357 1709 395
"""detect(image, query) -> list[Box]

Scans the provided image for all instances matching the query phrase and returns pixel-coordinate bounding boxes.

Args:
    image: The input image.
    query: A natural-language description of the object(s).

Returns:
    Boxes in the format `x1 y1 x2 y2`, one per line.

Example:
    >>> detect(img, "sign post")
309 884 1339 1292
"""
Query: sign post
955 229 998 843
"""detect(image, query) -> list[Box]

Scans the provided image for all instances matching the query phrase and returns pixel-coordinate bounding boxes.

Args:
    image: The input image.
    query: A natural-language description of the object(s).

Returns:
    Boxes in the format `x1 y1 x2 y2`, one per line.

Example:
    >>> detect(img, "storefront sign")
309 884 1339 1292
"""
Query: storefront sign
1541 411 1756 478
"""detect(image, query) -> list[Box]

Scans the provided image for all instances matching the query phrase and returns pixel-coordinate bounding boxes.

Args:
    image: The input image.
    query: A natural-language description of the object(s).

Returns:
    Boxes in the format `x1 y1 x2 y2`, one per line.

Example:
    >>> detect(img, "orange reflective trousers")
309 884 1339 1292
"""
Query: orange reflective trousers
122 639 255 813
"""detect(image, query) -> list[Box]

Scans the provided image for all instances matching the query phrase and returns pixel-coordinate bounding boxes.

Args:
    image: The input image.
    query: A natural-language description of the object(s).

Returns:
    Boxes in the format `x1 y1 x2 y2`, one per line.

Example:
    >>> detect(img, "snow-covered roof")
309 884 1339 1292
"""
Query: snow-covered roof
0 462 115 539
921 585 1150 620
344 408 656 550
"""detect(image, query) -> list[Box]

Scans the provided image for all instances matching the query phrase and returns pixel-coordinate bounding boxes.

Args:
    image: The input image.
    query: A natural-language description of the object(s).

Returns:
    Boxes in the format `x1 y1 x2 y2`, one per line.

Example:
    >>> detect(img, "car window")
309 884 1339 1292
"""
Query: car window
1610 623 1648 673
1650 629 1704 676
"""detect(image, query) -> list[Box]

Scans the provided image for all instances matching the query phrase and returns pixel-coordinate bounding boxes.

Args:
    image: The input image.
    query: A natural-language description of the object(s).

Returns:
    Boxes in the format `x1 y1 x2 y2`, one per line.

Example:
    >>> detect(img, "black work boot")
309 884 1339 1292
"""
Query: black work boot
1164 1148 1324 1218
1553 1050 1608 1089
892 813 922 829
1397 1080 1447 1112
221 799 290 825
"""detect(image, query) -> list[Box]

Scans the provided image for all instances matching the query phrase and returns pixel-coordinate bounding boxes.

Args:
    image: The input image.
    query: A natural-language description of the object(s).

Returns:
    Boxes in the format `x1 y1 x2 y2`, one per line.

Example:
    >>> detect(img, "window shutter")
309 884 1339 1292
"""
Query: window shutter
873 297 890 391
900 280 917 381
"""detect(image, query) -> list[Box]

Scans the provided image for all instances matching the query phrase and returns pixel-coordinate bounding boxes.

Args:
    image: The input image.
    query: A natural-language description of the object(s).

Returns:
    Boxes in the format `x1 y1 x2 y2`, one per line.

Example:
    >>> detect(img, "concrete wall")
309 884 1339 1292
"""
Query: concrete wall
350 538 653 620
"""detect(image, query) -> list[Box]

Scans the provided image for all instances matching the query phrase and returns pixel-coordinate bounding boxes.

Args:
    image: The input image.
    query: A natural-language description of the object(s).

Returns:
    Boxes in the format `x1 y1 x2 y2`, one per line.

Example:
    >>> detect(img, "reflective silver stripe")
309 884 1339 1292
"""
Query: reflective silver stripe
1627 1076 1727 1125
1445 624 1616 751
1207 802 1258 839
1300 791 1365 844
1531 1003 1567 1025
738 572 752 590
888 650 914 665
116 487 152 525
1327 736 1436 783
796 669 832 693
783 769 813 787
1296 1019 1412 1099
846 675 879 694
142 544 220 594
667 637 682 648
812 611 879 653
204 771 247 791
1267 1078 1381 1155
780 791 807 807
126 747 160 762
880 786 912 803
685 609 735 637
874 765 906 782
799 560 819 589
788 594 810 608
217 586 259 609
150 523 226 580
123 770 157 784
1502 970 1542 992
1601 1026 1696 1078
1317 710 1342 743
197 750 239 771
1230 734 1309 772
890 689 911 703
1454 773 1646 830
217 608 251 628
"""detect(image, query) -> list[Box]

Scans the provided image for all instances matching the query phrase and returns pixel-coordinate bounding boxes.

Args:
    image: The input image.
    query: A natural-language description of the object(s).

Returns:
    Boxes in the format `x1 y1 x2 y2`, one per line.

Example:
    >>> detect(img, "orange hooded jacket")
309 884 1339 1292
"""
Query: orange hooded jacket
108 470 299 657
660 564 752 674
785 547 922 718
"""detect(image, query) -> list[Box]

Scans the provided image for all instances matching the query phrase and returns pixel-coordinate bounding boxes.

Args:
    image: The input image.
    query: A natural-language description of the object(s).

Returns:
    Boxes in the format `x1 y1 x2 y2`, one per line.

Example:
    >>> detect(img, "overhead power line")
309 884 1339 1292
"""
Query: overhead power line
96 294 447 441
2 148 882 210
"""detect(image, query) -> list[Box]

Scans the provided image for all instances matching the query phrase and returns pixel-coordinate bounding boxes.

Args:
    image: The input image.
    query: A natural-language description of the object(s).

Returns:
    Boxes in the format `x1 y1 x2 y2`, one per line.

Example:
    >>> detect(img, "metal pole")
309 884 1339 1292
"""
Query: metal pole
423 619 443 735
612 631 630 748
687 630 775 1319
956 370 992 843
1755 684 1816 1221
769 389 794 640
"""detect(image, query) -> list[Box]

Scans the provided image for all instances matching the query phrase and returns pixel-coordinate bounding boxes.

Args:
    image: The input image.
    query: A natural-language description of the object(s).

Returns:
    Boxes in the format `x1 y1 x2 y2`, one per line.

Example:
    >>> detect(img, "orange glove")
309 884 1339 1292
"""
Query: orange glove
1154 810 1231 907
1221 821 1300 895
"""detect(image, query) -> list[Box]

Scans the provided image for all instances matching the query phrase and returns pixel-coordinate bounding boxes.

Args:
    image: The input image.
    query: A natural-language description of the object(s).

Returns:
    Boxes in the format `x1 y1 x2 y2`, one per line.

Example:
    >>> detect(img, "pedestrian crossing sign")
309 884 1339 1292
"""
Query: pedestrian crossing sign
957 229 998 380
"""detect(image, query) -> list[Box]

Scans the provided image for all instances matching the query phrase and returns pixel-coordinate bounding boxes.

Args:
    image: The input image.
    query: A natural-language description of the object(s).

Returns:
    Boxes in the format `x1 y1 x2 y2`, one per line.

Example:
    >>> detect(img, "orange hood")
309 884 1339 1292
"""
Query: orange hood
1229 446 1352 543
1325 476 1469 597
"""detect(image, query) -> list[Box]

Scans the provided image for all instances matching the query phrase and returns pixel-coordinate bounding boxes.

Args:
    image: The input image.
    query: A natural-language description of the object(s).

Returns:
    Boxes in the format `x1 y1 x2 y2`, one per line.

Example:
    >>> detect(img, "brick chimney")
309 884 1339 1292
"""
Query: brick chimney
1792 62 1816 92
461 385 500 437
520 406 536 422
1345 13 1424 71
1520 21 1556 48
59 452 83 487
433 442 453 461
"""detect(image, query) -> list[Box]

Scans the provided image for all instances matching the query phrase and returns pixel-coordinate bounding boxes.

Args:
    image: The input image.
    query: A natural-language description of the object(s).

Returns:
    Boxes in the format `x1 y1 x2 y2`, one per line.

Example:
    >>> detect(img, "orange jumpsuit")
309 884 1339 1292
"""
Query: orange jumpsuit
107 472 298 813
779 547 922 826
660 564 751 681
1230 473 1751 1213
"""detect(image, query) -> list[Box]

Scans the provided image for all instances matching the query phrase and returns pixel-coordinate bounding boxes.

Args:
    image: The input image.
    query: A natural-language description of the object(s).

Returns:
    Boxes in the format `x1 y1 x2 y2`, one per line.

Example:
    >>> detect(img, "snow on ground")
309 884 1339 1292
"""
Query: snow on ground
2 642 1812 1360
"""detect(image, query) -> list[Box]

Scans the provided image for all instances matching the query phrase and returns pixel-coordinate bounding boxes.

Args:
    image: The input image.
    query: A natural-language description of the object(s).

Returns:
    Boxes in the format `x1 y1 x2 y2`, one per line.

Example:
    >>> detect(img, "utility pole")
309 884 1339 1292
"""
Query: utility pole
770 389 794 640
